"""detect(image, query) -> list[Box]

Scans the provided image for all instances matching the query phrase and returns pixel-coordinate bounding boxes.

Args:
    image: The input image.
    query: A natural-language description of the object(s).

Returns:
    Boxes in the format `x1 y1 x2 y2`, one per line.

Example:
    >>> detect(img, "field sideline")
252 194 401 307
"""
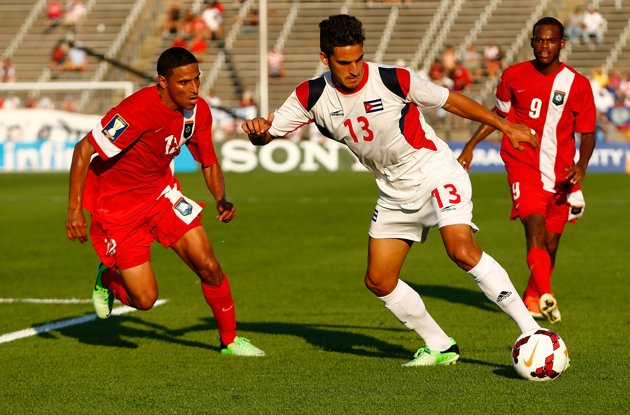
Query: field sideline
0 171 627 414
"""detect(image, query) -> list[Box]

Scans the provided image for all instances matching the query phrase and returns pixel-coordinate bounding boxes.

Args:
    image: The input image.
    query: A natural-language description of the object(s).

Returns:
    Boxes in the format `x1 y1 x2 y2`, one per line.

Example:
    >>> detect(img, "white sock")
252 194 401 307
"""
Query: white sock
468 252 540 333
378 279 452 350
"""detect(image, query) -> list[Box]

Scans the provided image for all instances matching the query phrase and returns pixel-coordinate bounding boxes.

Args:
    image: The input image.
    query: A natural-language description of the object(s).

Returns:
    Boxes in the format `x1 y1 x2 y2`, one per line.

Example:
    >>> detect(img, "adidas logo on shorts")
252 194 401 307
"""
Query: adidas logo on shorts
372 209 379 222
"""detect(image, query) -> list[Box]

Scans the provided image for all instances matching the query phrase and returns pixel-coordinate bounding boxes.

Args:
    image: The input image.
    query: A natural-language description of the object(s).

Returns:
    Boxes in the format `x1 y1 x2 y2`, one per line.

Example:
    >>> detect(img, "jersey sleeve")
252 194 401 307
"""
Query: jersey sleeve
268 79 318 137
186 99 218 167
494 68 512 117
88 94 151 160
573 75 597 134
407 70 449 108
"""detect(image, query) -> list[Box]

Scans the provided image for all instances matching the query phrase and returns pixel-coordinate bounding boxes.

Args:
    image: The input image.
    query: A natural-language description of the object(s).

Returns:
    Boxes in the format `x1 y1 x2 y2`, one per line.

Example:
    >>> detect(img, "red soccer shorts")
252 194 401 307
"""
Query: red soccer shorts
90 195 203 270
507 179 569 234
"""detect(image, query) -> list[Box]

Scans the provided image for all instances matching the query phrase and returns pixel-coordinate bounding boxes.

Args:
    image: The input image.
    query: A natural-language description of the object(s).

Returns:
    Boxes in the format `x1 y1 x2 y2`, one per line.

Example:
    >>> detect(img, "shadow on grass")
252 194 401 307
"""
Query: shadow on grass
408 283 498 312
459 357 520 380
47 314 410 358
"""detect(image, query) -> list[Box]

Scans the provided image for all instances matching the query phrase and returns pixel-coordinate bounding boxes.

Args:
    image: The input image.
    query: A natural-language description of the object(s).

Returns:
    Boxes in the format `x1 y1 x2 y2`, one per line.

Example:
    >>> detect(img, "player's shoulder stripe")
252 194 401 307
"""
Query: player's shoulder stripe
378 66 410 99
295 76 326 111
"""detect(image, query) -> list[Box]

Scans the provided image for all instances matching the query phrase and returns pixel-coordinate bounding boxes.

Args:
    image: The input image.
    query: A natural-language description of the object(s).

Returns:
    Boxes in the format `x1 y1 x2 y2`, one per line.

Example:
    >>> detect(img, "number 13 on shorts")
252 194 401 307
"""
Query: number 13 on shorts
431 184 462 209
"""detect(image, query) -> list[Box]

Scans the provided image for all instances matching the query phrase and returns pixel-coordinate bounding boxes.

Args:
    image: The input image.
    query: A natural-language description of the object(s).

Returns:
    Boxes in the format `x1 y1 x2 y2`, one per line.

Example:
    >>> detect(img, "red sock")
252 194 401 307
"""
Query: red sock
102 268 132 306
526 247 552 295
201 276 237 346
523 275 539 299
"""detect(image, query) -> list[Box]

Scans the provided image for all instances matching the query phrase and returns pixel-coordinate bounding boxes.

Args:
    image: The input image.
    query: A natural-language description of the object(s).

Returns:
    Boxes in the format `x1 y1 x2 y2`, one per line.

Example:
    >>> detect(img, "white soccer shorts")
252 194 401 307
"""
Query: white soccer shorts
368 169 478 242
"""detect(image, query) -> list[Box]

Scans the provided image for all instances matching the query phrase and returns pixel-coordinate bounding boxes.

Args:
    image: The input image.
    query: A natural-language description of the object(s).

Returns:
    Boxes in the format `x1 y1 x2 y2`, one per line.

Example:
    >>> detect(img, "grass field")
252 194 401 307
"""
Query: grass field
0 171 628 414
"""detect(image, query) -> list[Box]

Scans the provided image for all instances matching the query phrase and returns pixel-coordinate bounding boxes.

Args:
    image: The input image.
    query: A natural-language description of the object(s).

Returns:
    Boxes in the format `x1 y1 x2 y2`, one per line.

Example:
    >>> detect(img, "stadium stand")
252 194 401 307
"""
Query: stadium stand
2 0 629 140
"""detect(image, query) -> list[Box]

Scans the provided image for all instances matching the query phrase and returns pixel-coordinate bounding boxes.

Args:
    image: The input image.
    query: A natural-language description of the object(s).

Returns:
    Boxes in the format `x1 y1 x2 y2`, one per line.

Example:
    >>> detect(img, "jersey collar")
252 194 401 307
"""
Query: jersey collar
332 62 369 95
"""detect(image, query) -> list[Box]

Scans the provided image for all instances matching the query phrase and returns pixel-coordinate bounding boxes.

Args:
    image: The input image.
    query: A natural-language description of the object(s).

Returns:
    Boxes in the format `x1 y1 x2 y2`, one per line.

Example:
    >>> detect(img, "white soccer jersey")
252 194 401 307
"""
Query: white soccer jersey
269 61 462 208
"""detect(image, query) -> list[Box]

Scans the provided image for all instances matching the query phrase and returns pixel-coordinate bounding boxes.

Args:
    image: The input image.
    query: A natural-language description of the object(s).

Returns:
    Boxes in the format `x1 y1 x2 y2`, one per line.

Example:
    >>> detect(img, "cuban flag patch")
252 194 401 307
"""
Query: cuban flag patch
364 98 384 113
102 114 129 143
552 90 566 106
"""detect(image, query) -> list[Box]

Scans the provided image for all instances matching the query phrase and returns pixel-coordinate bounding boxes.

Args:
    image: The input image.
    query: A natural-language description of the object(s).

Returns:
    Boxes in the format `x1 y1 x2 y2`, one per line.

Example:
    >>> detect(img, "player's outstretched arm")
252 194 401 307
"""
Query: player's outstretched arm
458 122 497 171
442 91 539 153
566 132 595 184
241 113 275 146
201 162 235 223
66 136 95 243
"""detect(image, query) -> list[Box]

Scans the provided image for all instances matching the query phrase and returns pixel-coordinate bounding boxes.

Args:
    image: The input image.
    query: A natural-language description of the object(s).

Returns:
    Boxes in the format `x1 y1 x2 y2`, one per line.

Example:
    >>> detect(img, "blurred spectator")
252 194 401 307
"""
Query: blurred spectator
607 68 622 99
462 44 482 78
242 9 259 33
267 47 285 78
591 67 609 89
451 60 473 92
163 2 182 37
483 43 502 77
591 78 615 116
582 6 606 47
565 7 583 43
37 96 56 109
428 59 453 90
189 35 207 62
204 90 226 141
50 40 69 75
182 10 208 40
67 42 87 71
202 1 224 41
235 90 257 129
2 94 22 109
171 35 187 48
61 95 77 112
63 0 87 32
441 45 456 74
619 73 630 107
1 58 16 83
45 0 63 31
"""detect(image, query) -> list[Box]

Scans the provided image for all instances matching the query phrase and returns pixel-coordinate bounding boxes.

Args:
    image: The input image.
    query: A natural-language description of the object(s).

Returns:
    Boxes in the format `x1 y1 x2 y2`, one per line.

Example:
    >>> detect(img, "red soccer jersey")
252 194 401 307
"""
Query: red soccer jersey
84 85 216 224
494 61 596 193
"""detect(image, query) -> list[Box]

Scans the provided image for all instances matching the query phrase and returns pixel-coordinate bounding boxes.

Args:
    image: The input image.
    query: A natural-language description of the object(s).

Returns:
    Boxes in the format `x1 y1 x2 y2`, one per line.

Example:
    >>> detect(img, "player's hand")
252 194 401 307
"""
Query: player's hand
241 113 274 145
506 123 539 151
216 199 236 223
457 145 474 171
565 164 586 184
66 208 88 243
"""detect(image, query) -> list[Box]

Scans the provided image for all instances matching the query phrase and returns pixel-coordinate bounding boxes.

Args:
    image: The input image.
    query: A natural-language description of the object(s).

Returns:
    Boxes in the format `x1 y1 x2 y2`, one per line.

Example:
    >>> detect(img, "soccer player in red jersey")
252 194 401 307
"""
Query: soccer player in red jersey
65 47 264 356
242 15 542 367
458 17 596 323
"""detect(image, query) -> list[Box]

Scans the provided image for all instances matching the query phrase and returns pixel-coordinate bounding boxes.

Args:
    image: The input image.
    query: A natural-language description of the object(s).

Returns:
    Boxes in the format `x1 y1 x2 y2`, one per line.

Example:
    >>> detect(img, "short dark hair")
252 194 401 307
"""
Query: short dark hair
319 14 365 57
533 17 565 39
157 47 198 77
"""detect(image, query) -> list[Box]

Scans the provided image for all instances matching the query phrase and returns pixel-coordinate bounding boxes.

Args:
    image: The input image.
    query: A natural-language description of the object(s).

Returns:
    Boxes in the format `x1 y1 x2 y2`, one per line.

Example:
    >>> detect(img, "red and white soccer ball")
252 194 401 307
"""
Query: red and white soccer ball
511 328 569 381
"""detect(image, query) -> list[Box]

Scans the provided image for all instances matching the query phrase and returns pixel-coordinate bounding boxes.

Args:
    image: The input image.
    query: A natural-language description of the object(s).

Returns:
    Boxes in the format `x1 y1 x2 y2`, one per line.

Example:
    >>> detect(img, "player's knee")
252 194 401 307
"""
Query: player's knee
364 271 396 297
197 258 223 285
446 245 481 272
132 293 158 310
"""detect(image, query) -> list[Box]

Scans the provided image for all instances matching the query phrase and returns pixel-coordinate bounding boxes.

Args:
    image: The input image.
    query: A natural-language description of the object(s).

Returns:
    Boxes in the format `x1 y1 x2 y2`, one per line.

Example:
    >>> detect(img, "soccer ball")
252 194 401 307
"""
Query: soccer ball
511 329 569 381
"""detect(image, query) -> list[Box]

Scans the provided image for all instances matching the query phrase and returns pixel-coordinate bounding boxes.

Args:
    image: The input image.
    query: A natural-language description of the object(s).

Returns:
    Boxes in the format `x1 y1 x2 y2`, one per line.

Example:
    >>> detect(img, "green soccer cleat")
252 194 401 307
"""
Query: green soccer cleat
402 338 460 367
220 336 265 357
92 263 114 319
539 293 562 324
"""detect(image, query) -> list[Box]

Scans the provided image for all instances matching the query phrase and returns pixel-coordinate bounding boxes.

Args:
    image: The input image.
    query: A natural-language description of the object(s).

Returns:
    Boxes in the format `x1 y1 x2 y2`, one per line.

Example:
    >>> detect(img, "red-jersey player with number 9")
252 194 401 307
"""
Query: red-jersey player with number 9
66 47 264 356
242 14 543 367
458 17 596 324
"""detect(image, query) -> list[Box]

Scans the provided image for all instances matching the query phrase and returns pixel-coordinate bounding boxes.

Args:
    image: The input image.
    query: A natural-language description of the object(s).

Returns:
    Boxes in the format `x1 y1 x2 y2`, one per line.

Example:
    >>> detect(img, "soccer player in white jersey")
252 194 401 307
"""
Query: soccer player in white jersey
242 14 543 367
458 17 596 324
